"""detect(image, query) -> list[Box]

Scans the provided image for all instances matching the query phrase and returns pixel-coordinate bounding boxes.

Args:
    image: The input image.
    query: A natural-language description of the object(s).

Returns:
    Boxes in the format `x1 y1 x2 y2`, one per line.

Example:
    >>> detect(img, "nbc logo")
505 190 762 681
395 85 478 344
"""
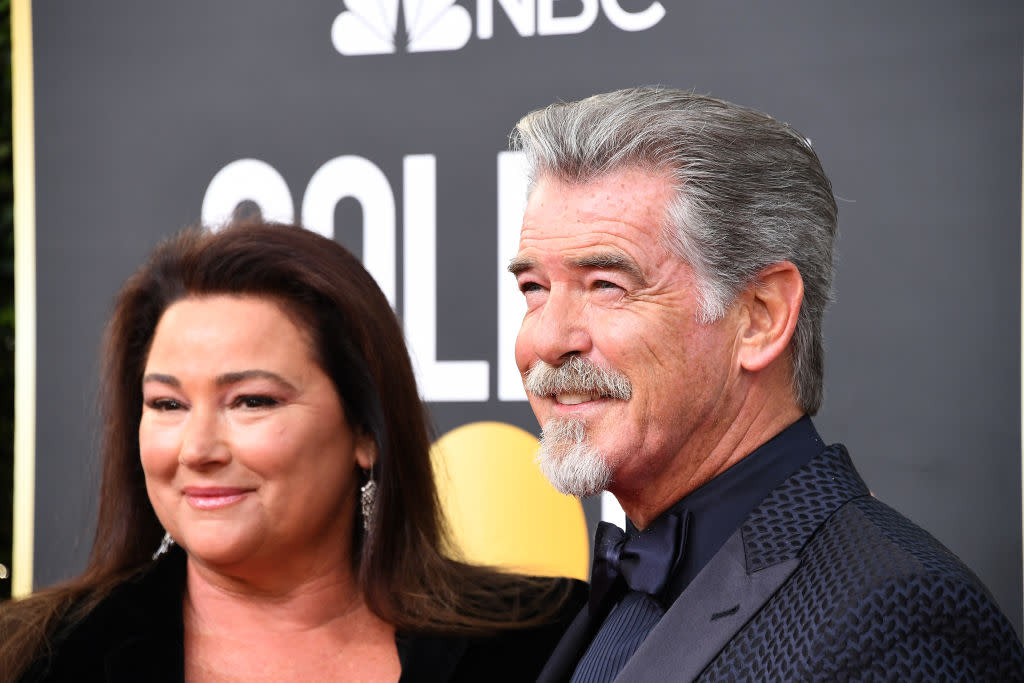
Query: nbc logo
332 0 666 56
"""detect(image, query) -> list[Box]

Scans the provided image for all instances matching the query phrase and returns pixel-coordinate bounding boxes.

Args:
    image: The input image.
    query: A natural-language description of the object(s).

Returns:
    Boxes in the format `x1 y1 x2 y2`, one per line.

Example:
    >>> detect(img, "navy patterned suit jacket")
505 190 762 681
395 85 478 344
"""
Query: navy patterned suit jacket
538 445 1024 681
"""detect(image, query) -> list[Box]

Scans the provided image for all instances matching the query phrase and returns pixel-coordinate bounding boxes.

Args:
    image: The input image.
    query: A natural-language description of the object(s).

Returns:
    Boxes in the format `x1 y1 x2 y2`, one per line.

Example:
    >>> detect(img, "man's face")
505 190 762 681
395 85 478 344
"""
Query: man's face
512 168 743 501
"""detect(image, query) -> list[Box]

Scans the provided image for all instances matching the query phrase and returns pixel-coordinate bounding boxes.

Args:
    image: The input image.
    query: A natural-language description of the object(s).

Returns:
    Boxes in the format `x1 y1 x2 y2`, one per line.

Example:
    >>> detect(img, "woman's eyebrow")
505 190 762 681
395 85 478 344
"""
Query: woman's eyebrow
216 370 297 391
142 373 179 387
141 370 298 392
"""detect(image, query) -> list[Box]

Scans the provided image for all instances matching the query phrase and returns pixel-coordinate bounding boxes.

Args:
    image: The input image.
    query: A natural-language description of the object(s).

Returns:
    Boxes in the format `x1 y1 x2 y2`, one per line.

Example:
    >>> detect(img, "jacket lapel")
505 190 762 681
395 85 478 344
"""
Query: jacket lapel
615 530 798 681
615 445 870 682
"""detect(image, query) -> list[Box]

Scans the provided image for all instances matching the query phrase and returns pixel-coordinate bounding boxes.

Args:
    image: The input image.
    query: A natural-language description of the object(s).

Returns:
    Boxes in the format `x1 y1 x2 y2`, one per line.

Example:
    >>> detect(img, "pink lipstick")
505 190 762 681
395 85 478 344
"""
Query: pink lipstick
183 486 251 510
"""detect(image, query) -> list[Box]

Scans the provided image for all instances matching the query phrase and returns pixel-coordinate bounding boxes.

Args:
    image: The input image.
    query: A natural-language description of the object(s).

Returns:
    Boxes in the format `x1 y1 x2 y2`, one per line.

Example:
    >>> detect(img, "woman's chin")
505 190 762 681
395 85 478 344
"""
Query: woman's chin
180 535 262 573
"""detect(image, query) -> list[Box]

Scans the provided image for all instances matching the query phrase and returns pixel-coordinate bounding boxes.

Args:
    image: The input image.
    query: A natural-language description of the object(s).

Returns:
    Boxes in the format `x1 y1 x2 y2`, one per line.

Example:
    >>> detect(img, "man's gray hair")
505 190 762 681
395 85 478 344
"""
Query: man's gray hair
511 87 838 414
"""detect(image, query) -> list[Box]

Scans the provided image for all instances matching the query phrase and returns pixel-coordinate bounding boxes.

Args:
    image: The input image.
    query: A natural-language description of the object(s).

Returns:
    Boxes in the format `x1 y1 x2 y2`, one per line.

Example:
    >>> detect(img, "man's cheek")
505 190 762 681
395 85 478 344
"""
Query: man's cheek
527 395 550 422
513 329 532 374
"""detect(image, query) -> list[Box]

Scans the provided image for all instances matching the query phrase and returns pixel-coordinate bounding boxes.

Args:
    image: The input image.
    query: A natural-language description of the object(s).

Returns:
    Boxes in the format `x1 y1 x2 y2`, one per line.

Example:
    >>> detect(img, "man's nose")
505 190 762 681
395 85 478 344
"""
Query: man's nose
177 407 229 468
530 287 593 365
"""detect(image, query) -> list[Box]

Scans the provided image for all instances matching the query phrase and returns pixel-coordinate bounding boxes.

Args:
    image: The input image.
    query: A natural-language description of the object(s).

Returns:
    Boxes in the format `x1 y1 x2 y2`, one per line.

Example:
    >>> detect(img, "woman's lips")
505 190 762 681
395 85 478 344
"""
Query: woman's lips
183 486 251 510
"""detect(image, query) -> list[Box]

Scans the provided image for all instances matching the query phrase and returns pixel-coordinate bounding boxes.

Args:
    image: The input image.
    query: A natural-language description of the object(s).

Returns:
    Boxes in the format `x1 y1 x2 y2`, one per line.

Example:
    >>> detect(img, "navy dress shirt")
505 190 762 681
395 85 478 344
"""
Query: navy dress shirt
572 416 825 682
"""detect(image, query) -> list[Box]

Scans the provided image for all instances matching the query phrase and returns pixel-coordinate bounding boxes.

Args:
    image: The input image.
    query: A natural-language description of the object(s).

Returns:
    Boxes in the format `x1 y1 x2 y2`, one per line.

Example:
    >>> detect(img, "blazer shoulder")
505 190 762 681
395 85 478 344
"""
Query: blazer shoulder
800 495 1024 680
701 490 1024 681
811 494 1004 594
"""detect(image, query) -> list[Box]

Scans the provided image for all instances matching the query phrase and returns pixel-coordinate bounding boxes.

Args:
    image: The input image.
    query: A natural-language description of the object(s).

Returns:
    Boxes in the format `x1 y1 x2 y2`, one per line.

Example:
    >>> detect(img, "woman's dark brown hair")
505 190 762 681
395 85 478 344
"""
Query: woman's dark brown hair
1 221 568 677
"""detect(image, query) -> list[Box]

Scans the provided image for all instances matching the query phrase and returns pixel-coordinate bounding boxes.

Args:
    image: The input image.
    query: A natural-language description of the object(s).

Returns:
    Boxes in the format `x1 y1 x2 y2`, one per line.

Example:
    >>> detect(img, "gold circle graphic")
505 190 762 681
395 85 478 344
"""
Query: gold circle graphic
431 421 589 580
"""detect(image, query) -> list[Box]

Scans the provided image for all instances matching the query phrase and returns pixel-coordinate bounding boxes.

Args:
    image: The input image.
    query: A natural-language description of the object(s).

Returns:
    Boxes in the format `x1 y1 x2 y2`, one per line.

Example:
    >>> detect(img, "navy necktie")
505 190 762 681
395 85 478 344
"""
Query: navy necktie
572 509 689 683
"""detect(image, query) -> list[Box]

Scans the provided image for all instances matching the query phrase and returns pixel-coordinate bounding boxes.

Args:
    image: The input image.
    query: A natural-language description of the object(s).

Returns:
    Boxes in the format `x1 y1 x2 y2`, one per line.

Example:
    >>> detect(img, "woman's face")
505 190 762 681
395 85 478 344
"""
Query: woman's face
139 295 373 579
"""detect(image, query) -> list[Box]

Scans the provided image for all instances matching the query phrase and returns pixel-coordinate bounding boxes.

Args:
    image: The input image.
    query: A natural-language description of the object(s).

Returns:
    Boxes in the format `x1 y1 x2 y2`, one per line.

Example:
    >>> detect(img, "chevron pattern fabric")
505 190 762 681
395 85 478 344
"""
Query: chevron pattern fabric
699 447 1024 681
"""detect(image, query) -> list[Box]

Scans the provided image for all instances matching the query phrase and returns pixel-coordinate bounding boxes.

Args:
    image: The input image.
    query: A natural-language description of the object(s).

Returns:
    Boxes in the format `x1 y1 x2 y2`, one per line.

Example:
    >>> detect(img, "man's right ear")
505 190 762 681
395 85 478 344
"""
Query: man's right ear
736 261 803 374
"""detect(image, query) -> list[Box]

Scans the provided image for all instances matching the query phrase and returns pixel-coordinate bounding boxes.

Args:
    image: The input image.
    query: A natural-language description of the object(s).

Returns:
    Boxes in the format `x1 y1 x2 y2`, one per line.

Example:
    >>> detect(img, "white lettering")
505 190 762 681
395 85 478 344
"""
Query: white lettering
337 0 665 54
203 152 535 404
497 151 529 401
537 0 599 35
403 155 490 402
600 0 665 31
301 156 397 306
601 491 626 527
477 0 536 38
201 159 294 227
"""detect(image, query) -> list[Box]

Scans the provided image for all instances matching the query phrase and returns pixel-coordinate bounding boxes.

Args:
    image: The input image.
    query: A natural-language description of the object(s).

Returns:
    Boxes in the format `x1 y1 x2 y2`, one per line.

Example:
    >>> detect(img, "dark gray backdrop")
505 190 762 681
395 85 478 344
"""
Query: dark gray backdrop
29 1 1023 634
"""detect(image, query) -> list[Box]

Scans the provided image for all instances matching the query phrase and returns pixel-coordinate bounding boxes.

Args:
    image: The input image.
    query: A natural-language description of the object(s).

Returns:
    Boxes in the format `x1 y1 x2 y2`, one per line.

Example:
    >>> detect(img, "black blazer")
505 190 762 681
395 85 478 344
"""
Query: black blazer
21 551 586 682
540 445 1024 681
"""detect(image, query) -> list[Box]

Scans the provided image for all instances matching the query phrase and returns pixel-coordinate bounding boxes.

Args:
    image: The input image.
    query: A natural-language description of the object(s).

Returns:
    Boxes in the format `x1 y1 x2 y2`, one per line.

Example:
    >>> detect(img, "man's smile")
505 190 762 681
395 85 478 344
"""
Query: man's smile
555 392 597 405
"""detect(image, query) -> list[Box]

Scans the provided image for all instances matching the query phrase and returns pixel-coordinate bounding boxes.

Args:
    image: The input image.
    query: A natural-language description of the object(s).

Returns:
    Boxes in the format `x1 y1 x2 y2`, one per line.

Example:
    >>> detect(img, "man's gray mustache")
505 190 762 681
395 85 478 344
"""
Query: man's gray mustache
524 356 632 400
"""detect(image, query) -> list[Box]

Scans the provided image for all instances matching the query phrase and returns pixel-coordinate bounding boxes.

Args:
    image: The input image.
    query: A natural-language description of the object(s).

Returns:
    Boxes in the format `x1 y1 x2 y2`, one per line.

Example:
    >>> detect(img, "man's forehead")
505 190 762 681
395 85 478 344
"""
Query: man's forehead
523 170 673 237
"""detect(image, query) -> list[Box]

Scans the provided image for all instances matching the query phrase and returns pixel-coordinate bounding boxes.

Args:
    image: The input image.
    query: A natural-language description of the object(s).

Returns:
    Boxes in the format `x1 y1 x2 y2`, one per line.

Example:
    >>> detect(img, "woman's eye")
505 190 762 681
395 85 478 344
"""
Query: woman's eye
147 398 184 411
234 395 279 409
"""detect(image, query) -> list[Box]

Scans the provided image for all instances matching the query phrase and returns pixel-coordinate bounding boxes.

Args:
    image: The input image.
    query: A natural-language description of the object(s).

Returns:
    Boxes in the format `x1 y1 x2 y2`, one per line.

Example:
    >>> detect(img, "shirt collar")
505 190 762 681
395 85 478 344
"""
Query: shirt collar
626 416 825 605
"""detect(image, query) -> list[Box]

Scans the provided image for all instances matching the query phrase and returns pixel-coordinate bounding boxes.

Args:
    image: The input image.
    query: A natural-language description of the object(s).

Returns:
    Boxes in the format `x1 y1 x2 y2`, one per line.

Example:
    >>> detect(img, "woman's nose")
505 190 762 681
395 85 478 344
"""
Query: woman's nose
177 407 229 468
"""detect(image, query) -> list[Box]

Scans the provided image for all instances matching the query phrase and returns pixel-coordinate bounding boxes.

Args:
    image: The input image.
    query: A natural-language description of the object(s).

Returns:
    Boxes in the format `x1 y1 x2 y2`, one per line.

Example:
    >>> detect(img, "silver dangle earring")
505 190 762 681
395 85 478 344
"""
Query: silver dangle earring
152 531 175 560
360 469 377 533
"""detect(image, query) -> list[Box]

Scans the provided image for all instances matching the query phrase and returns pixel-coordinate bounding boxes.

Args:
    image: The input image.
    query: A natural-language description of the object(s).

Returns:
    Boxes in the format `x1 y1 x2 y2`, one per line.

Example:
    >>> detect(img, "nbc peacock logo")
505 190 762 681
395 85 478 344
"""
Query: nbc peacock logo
331 0 666 56
332 0 472 55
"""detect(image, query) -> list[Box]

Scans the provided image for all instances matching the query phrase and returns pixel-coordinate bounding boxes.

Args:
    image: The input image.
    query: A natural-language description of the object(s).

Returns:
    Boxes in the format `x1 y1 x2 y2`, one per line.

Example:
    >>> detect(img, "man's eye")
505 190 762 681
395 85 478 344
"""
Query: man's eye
594 280 621 290
234 395 279 409
147 398 184 411
519 281 544 294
